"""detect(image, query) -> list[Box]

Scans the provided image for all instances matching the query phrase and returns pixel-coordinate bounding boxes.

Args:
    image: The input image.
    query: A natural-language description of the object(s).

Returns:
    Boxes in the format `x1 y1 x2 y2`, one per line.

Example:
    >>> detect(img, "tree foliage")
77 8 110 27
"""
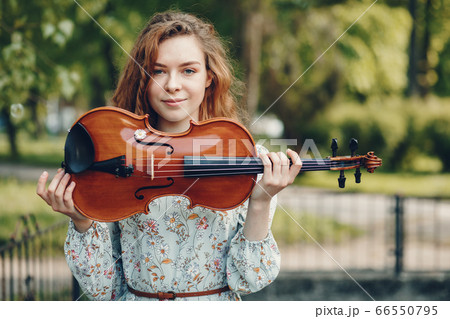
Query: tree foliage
1 0 449 171
257 1 412 143
0 0 77 156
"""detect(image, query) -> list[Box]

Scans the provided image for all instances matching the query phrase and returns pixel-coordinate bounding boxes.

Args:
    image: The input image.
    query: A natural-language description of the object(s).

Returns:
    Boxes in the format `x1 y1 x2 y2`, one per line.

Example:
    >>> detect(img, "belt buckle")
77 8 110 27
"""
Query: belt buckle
167 291 176 300
157 291 177 300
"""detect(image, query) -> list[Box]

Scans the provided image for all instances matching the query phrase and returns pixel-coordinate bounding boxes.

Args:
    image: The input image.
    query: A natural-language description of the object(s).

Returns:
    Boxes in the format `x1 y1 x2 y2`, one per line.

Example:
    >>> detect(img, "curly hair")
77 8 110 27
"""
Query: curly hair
112 11 244 127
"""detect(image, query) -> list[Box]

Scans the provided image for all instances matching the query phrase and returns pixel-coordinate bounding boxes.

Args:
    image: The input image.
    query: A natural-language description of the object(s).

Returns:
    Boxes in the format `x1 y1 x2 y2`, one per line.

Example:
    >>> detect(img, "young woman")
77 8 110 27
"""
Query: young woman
36 11 302 300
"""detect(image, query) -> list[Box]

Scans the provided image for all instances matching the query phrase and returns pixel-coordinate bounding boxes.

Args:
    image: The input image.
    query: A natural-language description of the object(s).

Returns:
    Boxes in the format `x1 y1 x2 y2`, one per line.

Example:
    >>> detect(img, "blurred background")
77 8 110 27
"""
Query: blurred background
0 0 449 301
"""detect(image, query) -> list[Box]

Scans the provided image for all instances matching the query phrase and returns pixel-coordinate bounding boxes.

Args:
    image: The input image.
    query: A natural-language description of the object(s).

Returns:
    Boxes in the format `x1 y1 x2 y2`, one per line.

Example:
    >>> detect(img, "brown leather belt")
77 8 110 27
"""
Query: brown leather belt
127 285 230 300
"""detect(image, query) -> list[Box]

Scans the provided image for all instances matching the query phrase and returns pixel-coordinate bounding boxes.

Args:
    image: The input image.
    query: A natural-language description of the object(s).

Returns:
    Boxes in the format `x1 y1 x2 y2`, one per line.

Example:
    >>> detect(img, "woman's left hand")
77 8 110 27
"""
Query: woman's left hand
251 149 302 203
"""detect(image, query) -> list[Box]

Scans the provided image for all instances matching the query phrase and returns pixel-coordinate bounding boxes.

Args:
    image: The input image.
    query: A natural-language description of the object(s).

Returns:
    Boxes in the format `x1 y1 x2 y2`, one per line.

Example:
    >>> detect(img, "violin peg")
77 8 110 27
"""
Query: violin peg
331 138 338 157
338 171 346 188
354 168 361 183
349 138 358 156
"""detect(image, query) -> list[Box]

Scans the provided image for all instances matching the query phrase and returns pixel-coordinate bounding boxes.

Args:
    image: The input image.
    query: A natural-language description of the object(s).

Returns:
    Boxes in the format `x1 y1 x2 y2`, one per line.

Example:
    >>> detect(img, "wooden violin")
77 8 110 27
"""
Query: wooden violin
62 106 382 222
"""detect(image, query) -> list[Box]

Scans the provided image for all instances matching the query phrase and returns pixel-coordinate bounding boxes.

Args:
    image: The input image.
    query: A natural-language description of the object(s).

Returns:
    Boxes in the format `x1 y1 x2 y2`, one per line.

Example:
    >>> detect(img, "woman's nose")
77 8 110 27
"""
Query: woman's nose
164 73 181 92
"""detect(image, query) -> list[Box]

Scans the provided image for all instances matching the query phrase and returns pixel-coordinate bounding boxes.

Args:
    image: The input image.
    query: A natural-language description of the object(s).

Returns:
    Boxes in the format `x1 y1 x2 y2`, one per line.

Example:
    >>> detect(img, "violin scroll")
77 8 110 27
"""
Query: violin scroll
329 138 382 188
329 152 382 172
361 151 382 173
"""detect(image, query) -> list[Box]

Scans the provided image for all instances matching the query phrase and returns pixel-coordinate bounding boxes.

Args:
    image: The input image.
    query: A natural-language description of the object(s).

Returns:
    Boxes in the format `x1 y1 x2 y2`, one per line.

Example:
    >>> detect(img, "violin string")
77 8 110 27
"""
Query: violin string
133 159 334 166
129 163 336 168
132 166 330 174
117 156 360 179
127 158 357 167
125 162 353 173
131 161 346 168
127 159 335 166
128 165 336 169
130 163 336 173
129 157 340 162
126 165 336 179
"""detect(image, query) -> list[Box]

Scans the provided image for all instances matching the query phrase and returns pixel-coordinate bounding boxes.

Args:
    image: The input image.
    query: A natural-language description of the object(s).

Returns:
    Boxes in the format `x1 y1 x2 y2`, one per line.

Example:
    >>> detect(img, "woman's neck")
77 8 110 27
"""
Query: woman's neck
156 119 194 133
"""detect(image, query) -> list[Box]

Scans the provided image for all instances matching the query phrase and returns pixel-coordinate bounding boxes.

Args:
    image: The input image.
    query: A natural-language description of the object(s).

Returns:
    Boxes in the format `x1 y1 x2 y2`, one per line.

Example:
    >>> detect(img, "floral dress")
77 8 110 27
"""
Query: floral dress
64 148 281 301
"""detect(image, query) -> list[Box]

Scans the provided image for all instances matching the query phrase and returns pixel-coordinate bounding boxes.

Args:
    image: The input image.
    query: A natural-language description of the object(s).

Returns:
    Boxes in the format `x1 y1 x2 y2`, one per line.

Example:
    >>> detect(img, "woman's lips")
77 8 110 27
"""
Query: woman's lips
162 98 186 107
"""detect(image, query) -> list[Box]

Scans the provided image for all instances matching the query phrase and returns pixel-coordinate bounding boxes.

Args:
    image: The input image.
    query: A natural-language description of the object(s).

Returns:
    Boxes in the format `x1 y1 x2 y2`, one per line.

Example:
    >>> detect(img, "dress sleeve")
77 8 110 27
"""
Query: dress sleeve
226 144 281 295
64 220 127 300
226 196 280 295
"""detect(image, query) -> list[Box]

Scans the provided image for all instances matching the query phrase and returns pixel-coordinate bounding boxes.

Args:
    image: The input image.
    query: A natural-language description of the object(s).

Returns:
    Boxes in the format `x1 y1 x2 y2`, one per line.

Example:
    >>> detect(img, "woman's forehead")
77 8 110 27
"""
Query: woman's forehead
155 35 206 66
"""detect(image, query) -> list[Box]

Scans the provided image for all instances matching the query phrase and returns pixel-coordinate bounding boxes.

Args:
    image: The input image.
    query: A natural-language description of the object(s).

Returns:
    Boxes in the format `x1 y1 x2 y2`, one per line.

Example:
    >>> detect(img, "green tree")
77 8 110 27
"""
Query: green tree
0 0 78 158
257 1 411 142
404 0 450 97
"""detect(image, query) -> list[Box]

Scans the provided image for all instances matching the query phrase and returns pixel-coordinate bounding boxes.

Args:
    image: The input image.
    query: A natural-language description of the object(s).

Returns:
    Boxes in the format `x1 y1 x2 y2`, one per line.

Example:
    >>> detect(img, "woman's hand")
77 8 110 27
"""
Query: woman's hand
244 149 302 241
36 168 93 232
251 149 302 203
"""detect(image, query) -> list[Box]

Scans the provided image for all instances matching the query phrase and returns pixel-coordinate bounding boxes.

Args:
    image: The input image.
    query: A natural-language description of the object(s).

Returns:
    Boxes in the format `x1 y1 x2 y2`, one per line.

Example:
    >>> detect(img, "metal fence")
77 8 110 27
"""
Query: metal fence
1 191 449 300
276 188 450 275
0 215 74 301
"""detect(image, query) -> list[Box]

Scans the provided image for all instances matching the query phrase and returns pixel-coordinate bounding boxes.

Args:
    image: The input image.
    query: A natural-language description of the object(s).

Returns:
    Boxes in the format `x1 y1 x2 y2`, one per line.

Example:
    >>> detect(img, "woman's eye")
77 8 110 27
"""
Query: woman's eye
153 69 164 75
184 69 195 75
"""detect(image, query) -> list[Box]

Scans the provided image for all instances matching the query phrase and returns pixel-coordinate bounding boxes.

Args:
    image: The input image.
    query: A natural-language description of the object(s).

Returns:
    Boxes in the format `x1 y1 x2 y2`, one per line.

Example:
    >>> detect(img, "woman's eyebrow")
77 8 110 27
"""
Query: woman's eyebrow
154 61 201 67
180 61 201 67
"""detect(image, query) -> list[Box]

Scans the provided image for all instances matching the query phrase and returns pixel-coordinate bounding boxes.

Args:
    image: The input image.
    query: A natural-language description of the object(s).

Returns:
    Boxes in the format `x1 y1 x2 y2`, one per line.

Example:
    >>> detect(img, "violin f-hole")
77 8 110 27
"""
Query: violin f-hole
135 139 175 155
134 178 175 200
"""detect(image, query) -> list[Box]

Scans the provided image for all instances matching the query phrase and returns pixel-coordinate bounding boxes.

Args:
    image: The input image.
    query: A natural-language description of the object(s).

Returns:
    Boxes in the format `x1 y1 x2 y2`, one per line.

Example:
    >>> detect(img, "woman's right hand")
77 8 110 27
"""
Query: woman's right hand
36 168 93 232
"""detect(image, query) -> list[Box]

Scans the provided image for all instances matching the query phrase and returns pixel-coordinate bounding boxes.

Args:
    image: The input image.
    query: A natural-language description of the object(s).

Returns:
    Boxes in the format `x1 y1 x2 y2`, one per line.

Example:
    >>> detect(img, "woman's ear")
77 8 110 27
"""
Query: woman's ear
205 70 213 88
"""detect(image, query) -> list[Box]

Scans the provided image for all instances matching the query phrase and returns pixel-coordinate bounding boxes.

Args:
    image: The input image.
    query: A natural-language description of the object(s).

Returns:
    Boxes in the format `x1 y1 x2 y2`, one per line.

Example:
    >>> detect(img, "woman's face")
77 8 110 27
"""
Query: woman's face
147 35 212 133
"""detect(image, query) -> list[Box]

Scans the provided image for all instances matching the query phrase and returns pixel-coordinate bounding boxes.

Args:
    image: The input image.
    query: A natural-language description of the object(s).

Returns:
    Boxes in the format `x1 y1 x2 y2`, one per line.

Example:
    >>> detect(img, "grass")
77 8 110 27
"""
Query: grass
296 170 450 199
0 178 68 246
271 208 363 246
0 133 65 167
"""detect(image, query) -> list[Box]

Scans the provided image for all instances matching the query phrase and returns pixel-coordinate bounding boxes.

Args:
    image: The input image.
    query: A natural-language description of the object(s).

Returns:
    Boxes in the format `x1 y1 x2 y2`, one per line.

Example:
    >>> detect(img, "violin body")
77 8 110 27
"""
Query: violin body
63 106 382 222
64 106 258 222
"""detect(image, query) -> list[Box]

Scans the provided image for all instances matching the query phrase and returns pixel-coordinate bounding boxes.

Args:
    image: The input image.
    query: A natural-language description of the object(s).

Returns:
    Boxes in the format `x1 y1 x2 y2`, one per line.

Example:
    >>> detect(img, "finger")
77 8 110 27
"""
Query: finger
36 171 50 204
259 152 273 179
54 173 71 208
47 169 66 202
63 181 76 211
266 152 281 178
287 149 302 182
279 151 289 170
287 148 302 169
278 152 290 184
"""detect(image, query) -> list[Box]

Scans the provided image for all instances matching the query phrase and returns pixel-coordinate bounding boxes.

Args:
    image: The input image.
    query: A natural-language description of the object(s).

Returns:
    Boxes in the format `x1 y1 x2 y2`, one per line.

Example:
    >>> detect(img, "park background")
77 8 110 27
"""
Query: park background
0 0 449 300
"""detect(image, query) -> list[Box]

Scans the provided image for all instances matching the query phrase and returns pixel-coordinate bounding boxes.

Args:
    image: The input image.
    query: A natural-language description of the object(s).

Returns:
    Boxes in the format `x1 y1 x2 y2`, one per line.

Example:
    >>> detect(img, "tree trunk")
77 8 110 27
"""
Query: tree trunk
1 107 19 159
242 1 264 119
104 39 117 100
406 0 418 96
418 0 432 97
28 88 44 139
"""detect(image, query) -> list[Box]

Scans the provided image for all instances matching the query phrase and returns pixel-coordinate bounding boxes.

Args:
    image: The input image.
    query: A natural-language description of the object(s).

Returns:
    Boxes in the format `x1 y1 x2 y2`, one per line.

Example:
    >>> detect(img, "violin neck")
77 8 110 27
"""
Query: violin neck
183 156 331 178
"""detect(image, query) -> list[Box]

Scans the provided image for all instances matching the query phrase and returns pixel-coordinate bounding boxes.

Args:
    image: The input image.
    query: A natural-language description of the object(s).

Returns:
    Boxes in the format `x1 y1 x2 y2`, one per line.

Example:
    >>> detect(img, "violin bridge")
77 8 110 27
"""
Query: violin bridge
151 153 155 180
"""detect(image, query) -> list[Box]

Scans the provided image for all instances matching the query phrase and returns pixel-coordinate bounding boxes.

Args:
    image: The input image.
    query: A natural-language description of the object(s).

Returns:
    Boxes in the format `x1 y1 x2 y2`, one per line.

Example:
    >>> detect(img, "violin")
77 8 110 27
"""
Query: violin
62 106 382 222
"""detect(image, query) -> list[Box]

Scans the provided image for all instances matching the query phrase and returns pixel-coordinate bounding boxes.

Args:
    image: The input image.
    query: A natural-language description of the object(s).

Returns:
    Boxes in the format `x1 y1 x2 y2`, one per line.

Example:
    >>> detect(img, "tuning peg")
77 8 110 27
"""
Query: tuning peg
331 138 345 188
349 138 361 183
355 169 361 183
349 138 358 156
331 138 338 157
339 171 346 188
